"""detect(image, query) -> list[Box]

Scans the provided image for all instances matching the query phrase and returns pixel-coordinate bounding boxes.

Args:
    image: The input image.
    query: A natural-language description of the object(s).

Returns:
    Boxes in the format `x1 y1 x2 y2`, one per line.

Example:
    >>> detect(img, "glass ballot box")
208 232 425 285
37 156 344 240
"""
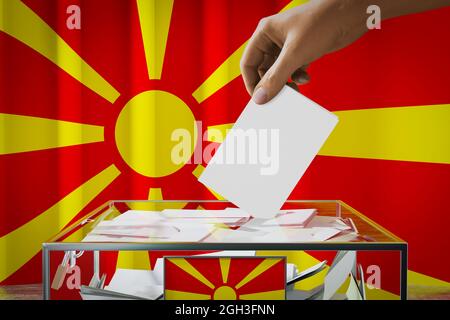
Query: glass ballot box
42 200 407 300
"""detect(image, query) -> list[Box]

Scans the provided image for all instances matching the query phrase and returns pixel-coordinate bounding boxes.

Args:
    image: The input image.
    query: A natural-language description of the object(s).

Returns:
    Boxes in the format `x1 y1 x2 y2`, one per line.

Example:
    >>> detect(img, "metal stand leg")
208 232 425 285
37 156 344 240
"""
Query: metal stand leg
42 247 50 300
93 250 100 282
400 245 408 300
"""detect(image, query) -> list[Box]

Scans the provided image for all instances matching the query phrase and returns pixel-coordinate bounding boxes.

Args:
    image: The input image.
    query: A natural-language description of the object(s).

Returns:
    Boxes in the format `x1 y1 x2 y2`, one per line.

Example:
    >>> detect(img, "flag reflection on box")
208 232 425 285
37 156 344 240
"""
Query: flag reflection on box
164 256 286 300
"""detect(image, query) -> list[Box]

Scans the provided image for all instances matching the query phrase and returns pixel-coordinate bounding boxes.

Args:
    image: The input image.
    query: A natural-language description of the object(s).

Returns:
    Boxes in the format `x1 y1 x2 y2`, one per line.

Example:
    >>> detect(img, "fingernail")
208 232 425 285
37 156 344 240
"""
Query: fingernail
252 87 267 104
294 74 310 84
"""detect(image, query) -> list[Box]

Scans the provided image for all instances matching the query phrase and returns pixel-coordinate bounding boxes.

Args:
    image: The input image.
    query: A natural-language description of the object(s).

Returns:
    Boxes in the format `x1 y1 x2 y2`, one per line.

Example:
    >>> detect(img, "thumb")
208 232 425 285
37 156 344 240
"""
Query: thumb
252 46 297 104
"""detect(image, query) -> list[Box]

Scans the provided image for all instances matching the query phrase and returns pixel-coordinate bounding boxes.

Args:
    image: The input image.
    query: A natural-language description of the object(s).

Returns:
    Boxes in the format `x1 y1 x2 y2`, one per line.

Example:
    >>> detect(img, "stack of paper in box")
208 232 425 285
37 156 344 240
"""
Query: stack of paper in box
82 208 251 242
82 207 357 243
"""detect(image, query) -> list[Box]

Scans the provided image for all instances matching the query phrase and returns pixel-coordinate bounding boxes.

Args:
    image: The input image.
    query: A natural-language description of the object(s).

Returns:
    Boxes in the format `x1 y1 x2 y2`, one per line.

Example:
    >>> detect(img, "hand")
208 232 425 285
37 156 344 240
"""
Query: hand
240 0 369 104
241 0 450 105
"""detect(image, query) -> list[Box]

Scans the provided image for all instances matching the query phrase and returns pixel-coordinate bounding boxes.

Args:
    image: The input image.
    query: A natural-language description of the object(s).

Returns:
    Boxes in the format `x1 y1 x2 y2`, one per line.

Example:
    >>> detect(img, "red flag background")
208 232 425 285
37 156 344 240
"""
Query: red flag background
0 0 449 294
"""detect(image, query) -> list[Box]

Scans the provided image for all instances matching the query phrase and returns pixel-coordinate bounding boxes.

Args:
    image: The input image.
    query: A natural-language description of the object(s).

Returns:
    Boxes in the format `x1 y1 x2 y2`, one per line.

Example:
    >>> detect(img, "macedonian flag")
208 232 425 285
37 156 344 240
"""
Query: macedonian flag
0 0 449 295
164 257 286 300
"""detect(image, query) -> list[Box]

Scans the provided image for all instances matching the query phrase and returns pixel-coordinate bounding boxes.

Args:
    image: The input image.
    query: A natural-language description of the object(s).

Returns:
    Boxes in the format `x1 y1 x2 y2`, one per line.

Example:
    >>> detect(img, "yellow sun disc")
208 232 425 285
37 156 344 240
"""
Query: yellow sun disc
115 90 197 177
213 286 237 300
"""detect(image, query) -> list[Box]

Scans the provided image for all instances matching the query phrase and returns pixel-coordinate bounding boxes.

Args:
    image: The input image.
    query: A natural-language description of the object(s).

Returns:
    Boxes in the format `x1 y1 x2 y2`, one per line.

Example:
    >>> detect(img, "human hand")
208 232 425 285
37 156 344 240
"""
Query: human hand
240 0 369 104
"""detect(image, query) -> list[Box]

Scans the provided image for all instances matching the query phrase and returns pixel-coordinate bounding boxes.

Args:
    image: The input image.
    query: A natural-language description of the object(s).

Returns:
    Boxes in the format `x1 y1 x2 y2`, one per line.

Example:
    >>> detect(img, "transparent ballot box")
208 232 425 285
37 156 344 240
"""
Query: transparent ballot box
42 200 407 300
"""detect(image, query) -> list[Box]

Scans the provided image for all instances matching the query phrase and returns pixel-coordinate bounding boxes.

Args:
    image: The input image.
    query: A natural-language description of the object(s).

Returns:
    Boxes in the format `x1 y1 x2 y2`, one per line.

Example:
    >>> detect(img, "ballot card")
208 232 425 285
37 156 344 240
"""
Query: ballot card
199 86 338 218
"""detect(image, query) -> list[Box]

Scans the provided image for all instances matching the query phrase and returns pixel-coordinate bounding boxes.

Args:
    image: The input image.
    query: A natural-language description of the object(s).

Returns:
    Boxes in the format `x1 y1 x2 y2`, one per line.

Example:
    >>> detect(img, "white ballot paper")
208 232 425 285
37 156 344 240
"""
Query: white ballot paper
199 86 338 218
104 268 163 300
323 251 356 300
262 209 317 226
346 274 363 300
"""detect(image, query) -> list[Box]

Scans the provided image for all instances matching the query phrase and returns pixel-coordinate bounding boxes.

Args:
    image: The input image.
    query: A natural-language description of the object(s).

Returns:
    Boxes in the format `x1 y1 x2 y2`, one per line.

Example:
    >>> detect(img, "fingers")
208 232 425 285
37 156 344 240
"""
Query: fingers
291 66 310 84
262 60 310 85
241 17 309 104
257 54 276 78
240 20 280 96
286 81 299 92
240 42 264 96
252 44 298 104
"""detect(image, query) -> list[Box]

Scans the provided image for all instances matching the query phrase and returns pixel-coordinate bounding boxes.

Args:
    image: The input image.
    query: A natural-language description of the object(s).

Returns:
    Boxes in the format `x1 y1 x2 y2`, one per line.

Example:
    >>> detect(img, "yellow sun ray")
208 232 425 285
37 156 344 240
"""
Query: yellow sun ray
149 187 164 201
408 270 450 287
0 113 104 155
191 41 245 104
0 164 120 282
239 289 285 300
365 288 399 300
219 258 231 284
206 123 233 143
191 0 308 104
0 0 120 103
62 207 121 242
137 0 174 79
192 164 224 200
319 104 450 164
61 226 88 243
165 290 211 300
192 164 205 178
116 251 151 270
235 258 282 290
257 251 328 291
115 189 154 270
168 258 215 289
205 104 450 164
279 0 309 12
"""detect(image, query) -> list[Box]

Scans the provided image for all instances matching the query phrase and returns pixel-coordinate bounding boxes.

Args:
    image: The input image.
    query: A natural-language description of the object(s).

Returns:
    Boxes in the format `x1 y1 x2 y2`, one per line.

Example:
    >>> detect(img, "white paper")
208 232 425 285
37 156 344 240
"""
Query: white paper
89 221 180 238
152 259 164 285
287 260 327 290
285 263 298 282
262 209 317 226
326 232 358 242
358 264 366 300
105 269 163 300
162 224 214 242
323 251 356 300
346 274 363 300
295 260 327 281
305 216 351 231
199 86 338 218
205 223 341 243
205 227 269 243
287 285 324 300
82 223 214 242
254 227 342 243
